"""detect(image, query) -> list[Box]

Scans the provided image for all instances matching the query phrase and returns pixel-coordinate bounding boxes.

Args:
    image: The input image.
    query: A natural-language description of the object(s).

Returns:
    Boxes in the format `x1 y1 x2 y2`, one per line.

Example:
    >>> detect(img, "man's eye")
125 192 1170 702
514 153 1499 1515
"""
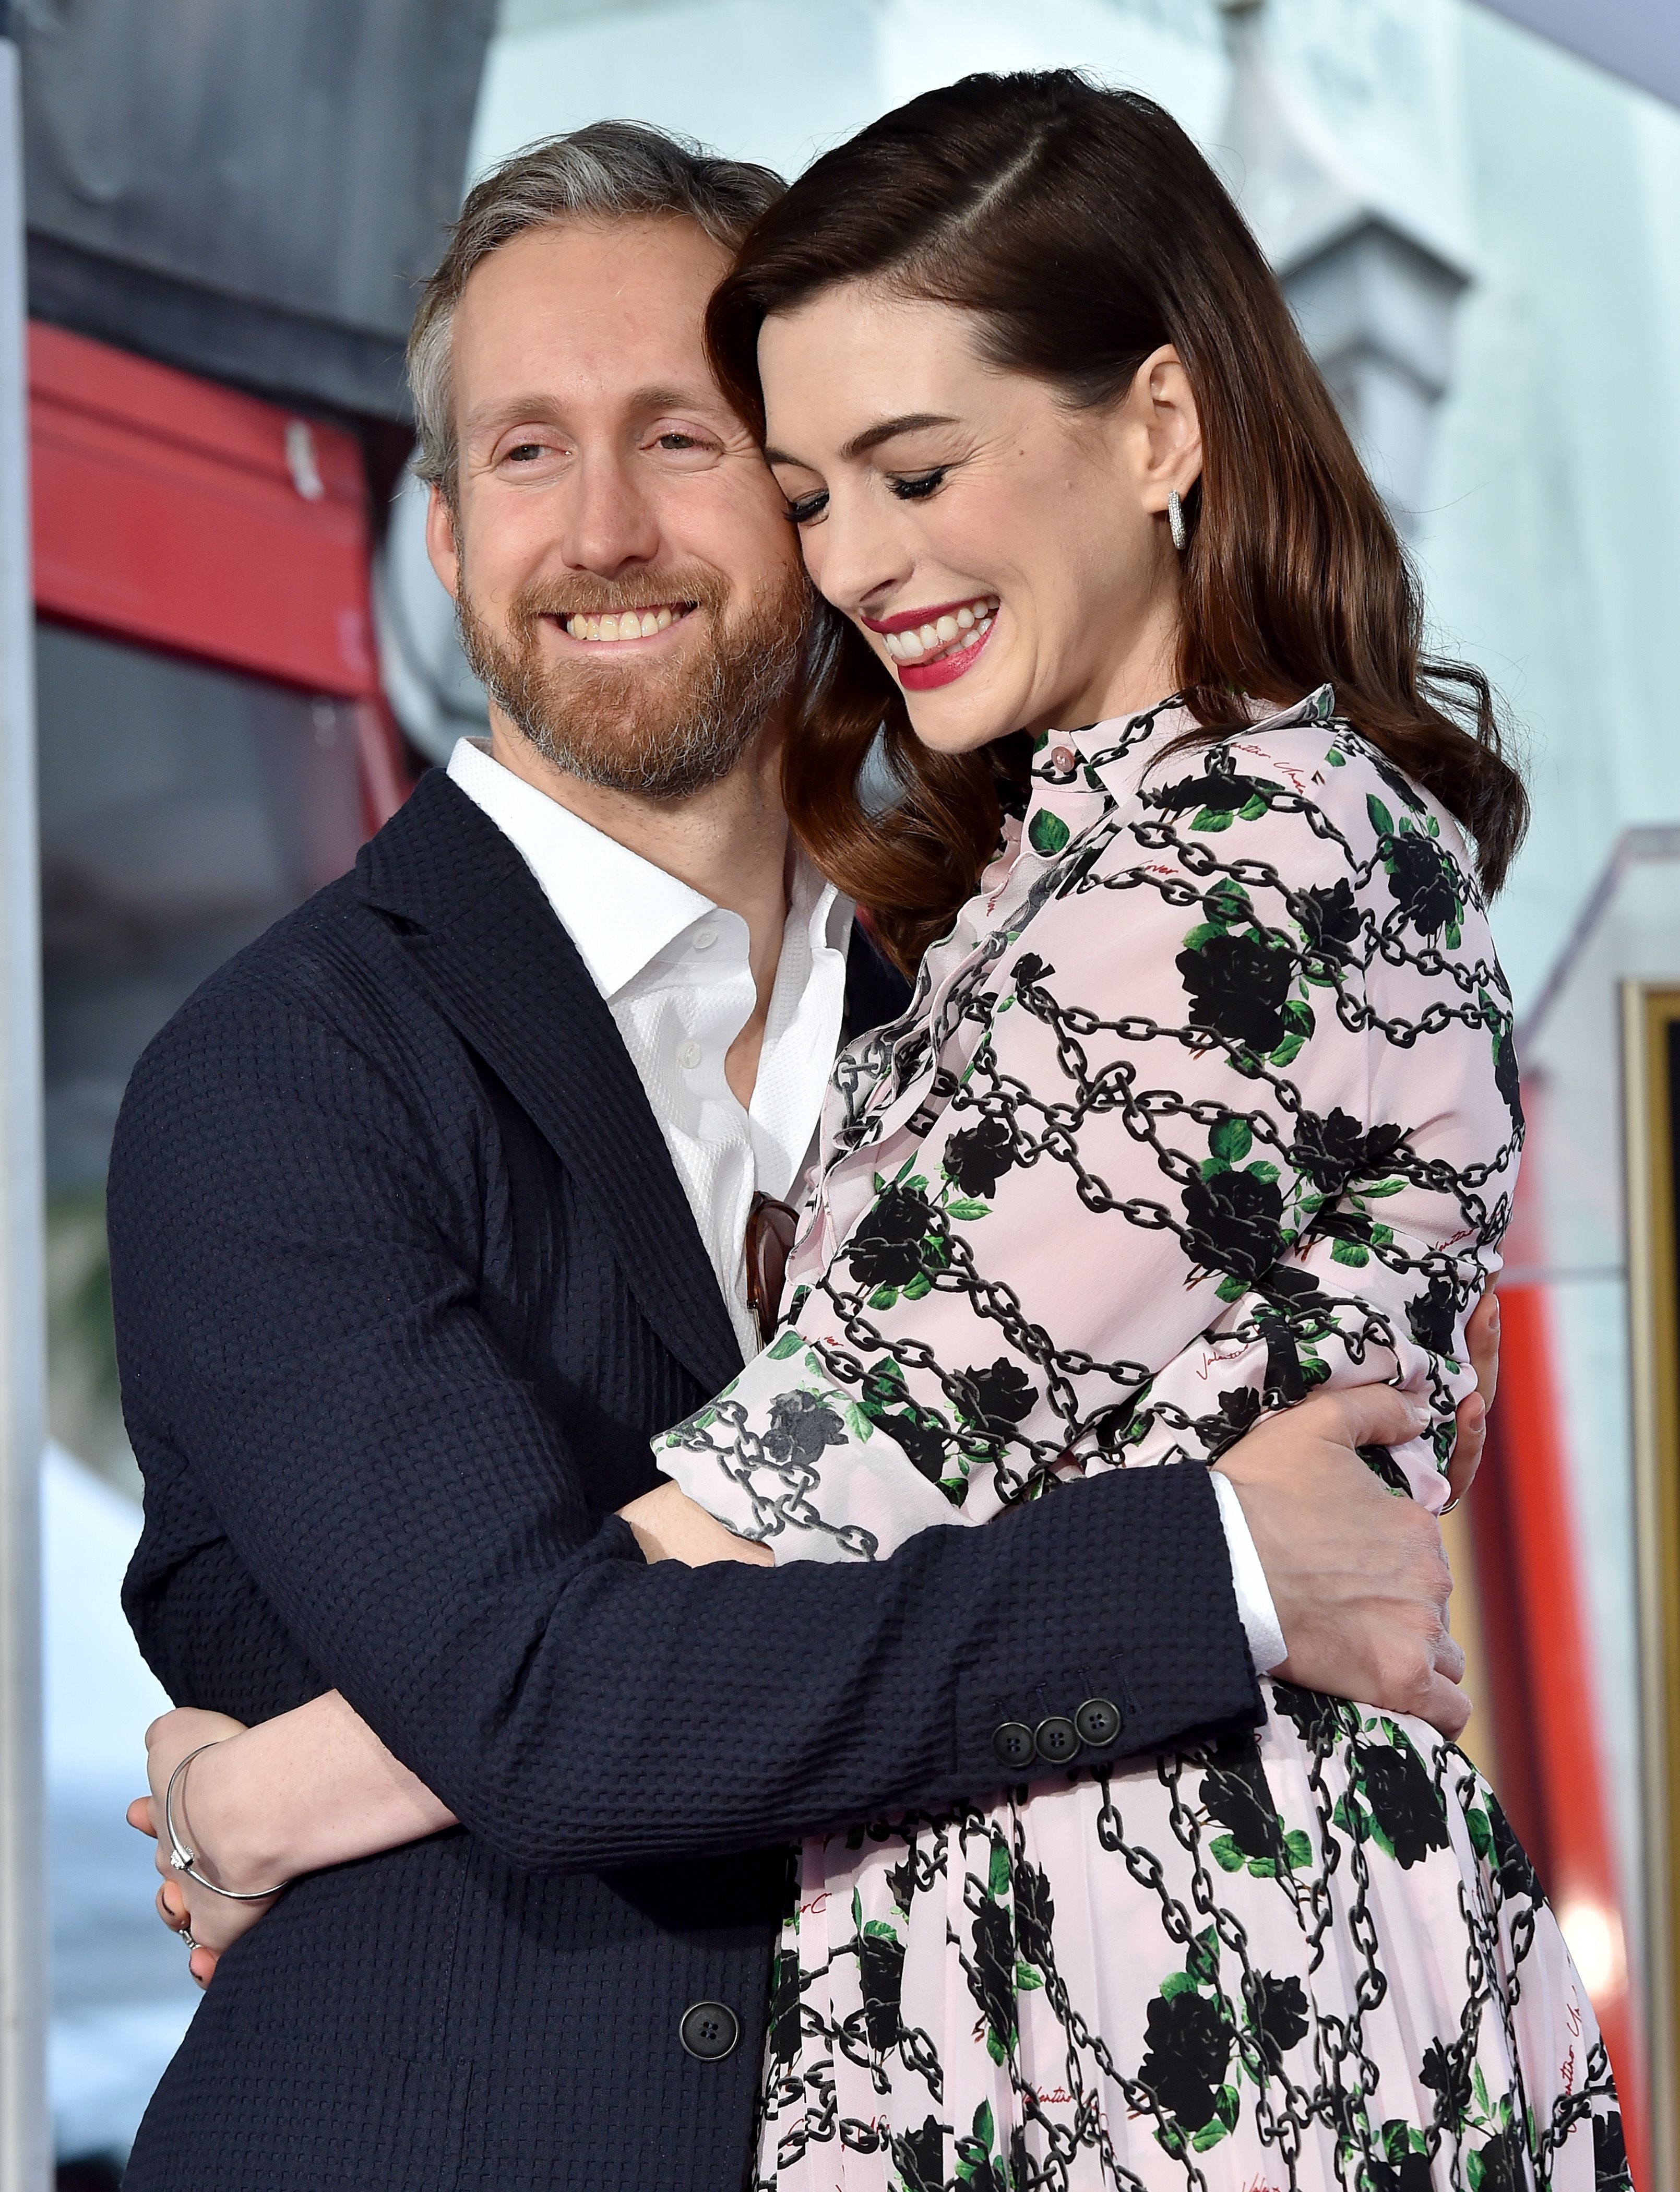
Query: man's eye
505 442 548 464
656 432 702 450
785 489 829 527
888 467 948 502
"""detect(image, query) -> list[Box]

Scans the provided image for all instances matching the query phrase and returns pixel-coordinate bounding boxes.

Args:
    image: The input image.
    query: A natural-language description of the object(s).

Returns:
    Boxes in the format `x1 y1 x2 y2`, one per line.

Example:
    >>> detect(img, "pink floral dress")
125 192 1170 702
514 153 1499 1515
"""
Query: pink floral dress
660 689 1624 2191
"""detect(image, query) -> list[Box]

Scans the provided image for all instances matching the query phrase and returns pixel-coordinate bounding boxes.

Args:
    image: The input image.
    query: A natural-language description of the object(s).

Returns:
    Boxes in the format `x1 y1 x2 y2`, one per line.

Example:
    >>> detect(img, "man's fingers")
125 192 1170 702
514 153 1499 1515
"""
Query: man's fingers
1306 1381 1429 1456
1467 1287 1500 1411
1433 1628 1466 1687
188 1945 219 1989
1446 1395 1485 1507
127 1796 157 1839
1412 1671 1472 1742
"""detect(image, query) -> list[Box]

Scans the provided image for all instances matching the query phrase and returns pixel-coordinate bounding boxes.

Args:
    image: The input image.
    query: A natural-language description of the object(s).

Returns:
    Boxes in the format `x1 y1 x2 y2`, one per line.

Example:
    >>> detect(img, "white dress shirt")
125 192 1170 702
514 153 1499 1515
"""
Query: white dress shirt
446 736 1285 1673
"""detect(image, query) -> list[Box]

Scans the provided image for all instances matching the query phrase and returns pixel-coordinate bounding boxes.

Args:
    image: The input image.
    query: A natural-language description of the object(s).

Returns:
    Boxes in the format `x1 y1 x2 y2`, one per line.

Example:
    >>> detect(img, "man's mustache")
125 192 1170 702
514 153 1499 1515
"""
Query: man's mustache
508 568 730 629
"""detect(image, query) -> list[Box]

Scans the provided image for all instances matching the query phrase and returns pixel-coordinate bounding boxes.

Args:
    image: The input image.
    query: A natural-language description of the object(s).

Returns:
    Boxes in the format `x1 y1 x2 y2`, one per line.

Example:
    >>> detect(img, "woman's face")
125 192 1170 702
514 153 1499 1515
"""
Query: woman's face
757 281 1201 750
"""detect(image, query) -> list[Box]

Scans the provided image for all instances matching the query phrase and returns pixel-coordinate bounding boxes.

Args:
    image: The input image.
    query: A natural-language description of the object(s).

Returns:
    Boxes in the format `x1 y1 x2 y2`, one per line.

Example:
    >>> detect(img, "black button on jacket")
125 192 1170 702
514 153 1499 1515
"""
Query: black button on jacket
110 770 1261 2192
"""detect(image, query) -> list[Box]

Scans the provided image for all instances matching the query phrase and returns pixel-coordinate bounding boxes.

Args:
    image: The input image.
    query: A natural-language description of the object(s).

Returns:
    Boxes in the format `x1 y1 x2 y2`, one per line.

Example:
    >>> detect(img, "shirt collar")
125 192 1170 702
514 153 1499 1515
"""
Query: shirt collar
1030 683 1338 796
446 735 845 996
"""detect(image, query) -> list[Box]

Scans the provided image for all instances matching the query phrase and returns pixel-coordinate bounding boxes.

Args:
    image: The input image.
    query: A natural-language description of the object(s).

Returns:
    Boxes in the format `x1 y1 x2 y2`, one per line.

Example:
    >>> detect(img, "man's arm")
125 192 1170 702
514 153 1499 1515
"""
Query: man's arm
111 977 1263 1879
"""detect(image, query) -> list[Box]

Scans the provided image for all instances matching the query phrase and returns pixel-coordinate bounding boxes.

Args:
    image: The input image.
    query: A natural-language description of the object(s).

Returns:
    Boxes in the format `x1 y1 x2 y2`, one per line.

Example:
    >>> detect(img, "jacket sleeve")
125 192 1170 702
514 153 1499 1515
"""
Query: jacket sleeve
110 971 1260 1878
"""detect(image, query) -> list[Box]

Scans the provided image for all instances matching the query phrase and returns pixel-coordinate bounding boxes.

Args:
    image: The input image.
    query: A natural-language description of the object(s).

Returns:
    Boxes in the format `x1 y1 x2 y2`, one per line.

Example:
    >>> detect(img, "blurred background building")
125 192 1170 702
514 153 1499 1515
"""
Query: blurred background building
4 0 1678 2182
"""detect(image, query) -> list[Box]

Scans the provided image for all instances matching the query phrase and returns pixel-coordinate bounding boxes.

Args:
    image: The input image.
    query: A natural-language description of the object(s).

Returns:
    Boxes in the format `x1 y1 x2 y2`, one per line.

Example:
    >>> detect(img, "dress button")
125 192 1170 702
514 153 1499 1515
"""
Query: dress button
678 1999 740 2060
692 926 718 950
1075 1697 1122 1749
1035 1714 1079 1765
674 1039 703 1071
1049 744 1077 771
992 1720 1036 1770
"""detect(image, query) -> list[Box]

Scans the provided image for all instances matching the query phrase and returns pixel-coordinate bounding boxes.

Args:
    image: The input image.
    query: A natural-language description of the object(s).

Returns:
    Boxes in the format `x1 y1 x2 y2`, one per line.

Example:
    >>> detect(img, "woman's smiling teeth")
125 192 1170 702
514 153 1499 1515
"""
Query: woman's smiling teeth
879 597 997 662
563 604 688 643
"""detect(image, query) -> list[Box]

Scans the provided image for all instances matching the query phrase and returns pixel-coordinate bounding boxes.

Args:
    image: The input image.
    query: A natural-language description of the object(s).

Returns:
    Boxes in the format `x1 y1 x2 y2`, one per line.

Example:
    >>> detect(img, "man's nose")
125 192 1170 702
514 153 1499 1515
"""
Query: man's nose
557 449 663 578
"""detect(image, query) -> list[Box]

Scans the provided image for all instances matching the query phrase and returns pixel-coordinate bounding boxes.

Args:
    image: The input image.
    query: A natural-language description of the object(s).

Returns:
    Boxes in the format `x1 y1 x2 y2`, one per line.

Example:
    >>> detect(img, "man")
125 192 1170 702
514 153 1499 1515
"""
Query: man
111 124 1481 2191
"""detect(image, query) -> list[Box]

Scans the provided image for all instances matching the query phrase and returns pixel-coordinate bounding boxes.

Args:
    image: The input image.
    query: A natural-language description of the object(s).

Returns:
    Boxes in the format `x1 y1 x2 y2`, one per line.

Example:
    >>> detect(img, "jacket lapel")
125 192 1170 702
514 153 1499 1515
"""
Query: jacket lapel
358 771 744 1398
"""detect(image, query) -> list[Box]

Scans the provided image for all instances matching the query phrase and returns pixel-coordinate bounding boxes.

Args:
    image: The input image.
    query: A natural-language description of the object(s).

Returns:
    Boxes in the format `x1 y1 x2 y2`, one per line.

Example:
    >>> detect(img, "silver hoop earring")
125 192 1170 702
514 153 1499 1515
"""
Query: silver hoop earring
1167 488 1188 553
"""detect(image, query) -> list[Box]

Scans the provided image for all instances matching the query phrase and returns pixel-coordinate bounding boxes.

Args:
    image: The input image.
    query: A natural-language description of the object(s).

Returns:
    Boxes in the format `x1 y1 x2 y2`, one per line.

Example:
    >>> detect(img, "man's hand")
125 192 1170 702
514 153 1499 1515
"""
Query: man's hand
1214 1386 1469 1737
1445 1286 1499 1508
126 1706 269 1988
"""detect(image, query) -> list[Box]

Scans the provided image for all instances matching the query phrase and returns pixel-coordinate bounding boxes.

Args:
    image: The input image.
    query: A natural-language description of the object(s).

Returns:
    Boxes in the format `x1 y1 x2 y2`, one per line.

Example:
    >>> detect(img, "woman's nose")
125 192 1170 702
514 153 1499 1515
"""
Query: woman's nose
803 487 912 622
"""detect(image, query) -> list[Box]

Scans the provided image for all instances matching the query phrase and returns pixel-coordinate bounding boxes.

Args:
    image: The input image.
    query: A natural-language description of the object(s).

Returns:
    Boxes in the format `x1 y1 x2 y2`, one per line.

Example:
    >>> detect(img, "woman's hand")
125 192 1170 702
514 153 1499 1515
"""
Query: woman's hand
618 1480 774 1566
126 1707 275 1988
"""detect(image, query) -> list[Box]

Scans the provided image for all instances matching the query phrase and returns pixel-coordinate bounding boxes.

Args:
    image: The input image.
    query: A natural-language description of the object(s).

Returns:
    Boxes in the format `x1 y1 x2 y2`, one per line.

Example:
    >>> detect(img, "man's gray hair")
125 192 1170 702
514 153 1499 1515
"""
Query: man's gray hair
408 121 784 501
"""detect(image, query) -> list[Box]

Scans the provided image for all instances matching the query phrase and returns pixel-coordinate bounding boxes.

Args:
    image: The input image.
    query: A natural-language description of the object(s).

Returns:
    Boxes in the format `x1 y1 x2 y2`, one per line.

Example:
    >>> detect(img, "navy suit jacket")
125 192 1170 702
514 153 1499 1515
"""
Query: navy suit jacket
111 768 1260 2191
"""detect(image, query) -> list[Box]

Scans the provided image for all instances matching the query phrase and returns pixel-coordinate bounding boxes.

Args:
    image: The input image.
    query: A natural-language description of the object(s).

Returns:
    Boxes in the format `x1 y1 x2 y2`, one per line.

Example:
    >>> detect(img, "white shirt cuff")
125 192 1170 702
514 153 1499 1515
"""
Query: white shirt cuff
1210 1470 1288 1675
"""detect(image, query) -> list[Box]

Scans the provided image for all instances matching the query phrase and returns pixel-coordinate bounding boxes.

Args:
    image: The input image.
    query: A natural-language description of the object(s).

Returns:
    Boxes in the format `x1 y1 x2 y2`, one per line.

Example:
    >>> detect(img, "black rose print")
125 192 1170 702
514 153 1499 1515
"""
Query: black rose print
1137 1986 1231 2132
966 1878 1018 2060
1487 1796 1542 1908
848 1185 934 1289
1595 2112 1632 2190
958 1359 1037 1436
1385 827 1459 937
767 1946 803 2072
890 2117 944 2192
1176 929 1295 1053
943 1115 1015 1199
1359 1736 1450 1868
1292 1106 1407 1193
1469 2123 1529 2192
1200 1754 1282 1865
1420 2038 1474 2133
762 1388 848 1470
1183 1165 1285 1285
1298 877 1362 967
1407 1274 1459 1357
858 1921 905 2057
1250 1970 1308 2063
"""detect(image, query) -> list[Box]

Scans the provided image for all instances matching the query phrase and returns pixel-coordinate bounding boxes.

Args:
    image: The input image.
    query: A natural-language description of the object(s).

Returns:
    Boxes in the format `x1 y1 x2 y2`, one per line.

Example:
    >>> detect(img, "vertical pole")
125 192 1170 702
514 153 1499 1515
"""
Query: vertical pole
0 32 49 2192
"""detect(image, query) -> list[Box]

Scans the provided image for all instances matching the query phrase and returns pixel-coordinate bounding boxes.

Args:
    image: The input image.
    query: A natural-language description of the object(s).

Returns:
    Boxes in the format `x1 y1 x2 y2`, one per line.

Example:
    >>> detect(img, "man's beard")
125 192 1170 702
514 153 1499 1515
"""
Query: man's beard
456 555 810 802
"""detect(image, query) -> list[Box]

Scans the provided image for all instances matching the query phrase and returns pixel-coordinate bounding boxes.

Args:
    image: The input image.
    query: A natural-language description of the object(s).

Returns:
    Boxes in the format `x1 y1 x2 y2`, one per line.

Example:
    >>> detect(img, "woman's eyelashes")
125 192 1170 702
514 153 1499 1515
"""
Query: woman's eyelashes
888 466 948 502
785 464 950 527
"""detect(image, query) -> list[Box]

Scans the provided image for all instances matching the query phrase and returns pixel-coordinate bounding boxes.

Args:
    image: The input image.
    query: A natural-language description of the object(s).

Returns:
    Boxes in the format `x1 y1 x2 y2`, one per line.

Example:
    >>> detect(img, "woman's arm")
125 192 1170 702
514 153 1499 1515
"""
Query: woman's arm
130 1490 770 1979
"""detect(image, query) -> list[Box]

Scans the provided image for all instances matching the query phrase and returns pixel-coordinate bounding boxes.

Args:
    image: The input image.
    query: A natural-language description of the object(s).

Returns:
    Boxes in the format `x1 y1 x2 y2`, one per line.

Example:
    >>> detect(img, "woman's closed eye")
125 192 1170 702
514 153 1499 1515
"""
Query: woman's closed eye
888 466 948 502
785 486 830 527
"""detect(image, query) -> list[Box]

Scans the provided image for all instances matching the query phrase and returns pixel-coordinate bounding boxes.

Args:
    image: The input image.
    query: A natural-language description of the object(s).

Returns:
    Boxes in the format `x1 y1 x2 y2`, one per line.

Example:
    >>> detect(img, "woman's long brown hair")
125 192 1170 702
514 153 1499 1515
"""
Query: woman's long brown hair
707 70 1526 975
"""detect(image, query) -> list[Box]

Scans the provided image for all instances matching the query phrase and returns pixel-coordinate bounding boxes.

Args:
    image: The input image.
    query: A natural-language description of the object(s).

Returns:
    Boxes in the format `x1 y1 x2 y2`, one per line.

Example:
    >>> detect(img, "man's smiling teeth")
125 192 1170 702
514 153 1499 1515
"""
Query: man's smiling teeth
563 604 686 642
880 598 998 662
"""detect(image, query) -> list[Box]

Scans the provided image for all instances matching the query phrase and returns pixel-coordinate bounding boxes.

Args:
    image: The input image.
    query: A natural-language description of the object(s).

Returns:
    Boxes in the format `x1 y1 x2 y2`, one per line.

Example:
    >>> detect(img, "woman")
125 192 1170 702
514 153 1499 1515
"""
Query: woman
143 73 1616 2189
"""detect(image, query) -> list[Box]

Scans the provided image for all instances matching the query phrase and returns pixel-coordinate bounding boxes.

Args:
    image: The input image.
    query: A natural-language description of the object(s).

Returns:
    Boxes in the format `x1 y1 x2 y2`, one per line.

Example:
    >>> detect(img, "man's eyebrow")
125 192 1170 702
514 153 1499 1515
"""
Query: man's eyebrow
461 385 722 442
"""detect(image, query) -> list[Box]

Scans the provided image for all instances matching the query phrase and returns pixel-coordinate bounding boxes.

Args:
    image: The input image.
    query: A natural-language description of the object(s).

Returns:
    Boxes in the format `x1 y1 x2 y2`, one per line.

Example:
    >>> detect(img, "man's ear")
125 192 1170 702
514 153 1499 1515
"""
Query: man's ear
1125 344 1202 518
424 480 462 601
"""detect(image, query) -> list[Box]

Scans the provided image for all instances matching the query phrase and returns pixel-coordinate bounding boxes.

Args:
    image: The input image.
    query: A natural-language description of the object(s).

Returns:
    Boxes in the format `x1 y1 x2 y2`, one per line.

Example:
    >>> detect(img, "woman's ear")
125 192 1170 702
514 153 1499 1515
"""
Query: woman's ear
1123 343 1203 518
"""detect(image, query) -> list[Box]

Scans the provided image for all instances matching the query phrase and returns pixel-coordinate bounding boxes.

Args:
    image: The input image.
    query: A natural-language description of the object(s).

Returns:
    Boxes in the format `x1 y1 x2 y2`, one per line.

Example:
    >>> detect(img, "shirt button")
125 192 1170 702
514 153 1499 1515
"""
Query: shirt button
1034 1714 1079 1765
1049 744 1077 771
674 1039 702 1071
678 1999 740 2060
692 926 718 950
1075 1697 1122 1749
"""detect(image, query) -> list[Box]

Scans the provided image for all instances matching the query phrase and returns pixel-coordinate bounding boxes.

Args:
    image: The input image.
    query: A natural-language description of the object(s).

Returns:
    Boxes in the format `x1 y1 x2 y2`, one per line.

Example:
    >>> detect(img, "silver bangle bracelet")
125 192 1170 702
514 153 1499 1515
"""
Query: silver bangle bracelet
164 1741 292 1902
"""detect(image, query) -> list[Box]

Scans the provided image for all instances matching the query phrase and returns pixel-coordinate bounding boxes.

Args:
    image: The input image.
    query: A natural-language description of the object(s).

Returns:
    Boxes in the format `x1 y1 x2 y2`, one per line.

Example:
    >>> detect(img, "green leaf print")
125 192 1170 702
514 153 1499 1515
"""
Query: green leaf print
1326 744 1346 766
863 1919 898 1940
972 2101 995 2150
1191 806 1234 832
988 1841 1012 1900
1209 1116 1252 1164
1214 1273 1248 1303
1029 808 1071 855
1237 794 1270 822
1330 1237 1371 1268
1367 794 1395 837
1283 1828 1313 1869
869 1285 899 1311
1015 1961 1044 1991
945 1199 991 1221
1246 1160 1280 1183
1210 1833 1246 1874
1206 878 1253 926
1186 1926 1219 1987
843 1403 875 1443
1216 2084 1240 2132
1268 1033 1305 1068
1191 2116 1230 2152
766 1329 803 1360
1466 1805 1495 1862
902 1272 933 1301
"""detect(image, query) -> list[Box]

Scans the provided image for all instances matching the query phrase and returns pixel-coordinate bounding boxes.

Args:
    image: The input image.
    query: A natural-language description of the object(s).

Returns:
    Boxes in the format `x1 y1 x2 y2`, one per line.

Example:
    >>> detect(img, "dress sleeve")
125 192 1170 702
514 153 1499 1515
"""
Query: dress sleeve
659 726 1519 1563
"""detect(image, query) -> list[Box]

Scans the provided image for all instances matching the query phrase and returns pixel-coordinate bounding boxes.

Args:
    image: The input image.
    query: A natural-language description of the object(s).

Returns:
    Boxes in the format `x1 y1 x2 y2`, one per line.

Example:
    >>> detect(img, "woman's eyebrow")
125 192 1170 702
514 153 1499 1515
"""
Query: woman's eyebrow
766 412 960 470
